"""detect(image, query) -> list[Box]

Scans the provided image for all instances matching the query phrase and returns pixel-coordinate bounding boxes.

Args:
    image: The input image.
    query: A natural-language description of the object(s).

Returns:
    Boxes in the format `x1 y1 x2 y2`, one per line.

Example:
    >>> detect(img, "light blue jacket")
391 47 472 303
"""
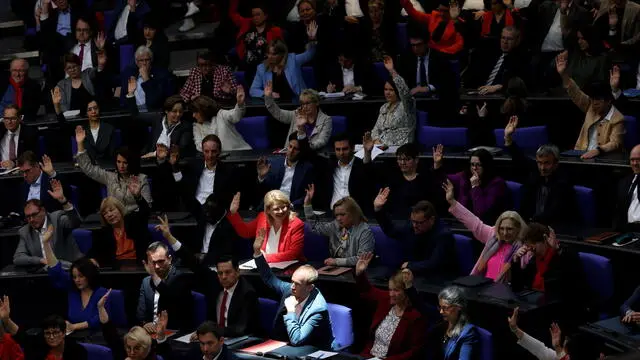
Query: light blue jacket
250 43 317 99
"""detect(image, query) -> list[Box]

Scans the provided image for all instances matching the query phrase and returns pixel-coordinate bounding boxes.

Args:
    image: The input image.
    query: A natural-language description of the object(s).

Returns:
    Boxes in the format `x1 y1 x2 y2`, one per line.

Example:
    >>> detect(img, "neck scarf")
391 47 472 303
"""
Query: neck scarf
532 246 556 291
8 77 24 109
471 236 522 282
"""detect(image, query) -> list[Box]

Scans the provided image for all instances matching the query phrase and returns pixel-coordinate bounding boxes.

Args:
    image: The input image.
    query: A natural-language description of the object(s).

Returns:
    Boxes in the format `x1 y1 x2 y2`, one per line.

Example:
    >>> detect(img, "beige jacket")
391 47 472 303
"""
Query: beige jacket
594 0 640 45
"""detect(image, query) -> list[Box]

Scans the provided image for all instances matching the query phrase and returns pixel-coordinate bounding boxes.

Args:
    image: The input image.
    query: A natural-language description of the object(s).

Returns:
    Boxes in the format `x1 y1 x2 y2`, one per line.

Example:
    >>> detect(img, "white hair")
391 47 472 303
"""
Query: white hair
134 46 154 62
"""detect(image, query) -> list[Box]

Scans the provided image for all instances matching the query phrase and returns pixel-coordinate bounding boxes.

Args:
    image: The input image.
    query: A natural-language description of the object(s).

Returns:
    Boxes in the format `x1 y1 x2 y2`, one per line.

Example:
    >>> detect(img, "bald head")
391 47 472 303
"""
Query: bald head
630 145 640 174
9 59 28 83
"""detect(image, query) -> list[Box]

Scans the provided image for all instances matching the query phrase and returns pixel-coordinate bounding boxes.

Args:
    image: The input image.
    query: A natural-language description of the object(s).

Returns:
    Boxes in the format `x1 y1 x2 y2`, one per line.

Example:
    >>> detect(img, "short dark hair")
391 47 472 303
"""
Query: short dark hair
74 15 95 34
411 200 436 218
288 132 299 142
197 50 214 62
191 95 219 119
142 13 161 29
25 199 44 209
523 222 550 244
332 132 352 146
396 143 420 159
70 257 101 291
42 315 66 332
3 104 21 116
17 151 38 167
251 0 269 13
63 53 82 67
584 81 613 101
147 241 169 254
216 255 240 270
115 146 141 175
163 95 185 113
202 134 222 150
196 321 223 339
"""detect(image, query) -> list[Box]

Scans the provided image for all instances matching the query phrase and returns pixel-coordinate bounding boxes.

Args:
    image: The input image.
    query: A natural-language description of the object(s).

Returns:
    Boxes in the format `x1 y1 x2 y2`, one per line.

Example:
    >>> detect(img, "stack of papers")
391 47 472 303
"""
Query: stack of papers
319 92 345 98
353 144 399 161
306 350 338 359
239 259 299 270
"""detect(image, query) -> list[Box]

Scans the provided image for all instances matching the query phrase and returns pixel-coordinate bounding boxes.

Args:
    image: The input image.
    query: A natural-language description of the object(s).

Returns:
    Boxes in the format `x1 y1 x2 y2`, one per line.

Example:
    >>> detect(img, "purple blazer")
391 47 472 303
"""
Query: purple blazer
447 172 508 223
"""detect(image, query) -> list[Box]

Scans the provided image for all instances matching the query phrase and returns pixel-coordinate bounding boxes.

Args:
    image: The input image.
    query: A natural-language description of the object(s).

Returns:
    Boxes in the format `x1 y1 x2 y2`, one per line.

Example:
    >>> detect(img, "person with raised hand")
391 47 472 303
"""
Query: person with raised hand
0 295 24 360
252 227 335 349
304 184 375 267
355 252 427 359
400 0 465 56
14 178 83 267
75 125 152 213
53 51 107 113
443 179 528 282
227 190 305 263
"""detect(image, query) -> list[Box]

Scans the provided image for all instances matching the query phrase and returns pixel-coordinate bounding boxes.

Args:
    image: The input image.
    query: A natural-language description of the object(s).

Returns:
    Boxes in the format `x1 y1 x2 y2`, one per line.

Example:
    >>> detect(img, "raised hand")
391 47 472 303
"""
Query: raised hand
257 157 271 179
555 51 568 75
306 20 318 40
253 228 266 256
402 268 414 289
362 131 374 153
127 76 137 95
382 55 394 72
0 295 11 320
75 125 86 144
41 224 54 244
355 252 374 276
95 32 106 50
154 214 174 244
507 307 519 331
505 115 518 139
229 192 241 214
127 176 142 197
156 310 168 337
610 65 621 91
295 110 307 130
304 184 315 205
373 187 390 211
470 170 480 188
236 86 246 105
40 154 55 176
156 144 168 161
264 80 273 98
442 179 455 204
450 1 461 18
48 179 66 204
51 87 62 106
97 50 107 69
550 322 562 350
432 144 444 169
97 289 111 309
326 82 336 93
476 102 488 117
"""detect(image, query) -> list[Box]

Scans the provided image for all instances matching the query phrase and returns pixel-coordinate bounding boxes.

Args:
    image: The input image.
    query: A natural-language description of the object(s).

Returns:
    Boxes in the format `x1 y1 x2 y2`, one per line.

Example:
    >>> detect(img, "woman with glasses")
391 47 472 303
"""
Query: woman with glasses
54 50 107 113
430 286 480 360
41 224 109 333
434 145 508 223
227 190 305 262
443 179 528 282
355 253 427 359
304 185 375 267
264 83 332 150
0 297 88 359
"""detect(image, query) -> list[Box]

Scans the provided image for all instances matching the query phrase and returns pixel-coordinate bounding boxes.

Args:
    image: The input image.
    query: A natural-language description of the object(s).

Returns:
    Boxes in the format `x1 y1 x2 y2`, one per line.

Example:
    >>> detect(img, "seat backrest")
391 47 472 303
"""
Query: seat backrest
80 343 112 360
234 71 248 94
331 116 347 136
574 185 595 224
419 126 468 148
417 110 428 127
192 291 207 326
38 136 46 157
327 303 354 350
258 297 279 335
236 116 270 150
624 116 638 151
303 223 330 261
371 225 403 267
578 252 613 305
108 289 128 328
453 234 474 275
119 44 135 73
73 229 93 255
100 185 108 199
71 136 78 157
69 185 80 211
476 327 494 360
505 180 523 211
301 66 316 89
396 22 408 54
373 62 388 91
494 126 549 150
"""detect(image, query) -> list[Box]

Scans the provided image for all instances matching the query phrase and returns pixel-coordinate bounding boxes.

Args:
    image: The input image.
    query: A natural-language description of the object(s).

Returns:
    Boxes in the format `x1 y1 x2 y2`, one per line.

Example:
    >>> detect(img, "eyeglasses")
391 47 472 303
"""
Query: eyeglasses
136 58 151 63
87 106 99 111
25 211 41 220
10 69 27 74
438 304 457 311
3 116 19 122
75 28 90 33
19 167 37 176
396 157 414 163
65 65 79 71
44 330 63 338
470 162 482 168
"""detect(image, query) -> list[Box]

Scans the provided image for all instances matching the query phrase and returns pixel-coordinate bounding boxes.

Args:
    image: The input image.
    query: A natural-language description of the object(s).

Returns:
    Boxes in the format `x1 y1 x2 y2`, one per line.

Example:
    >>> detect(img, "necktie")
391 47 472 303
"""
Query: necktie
78 44 85 65
9 133 16 161
630 175 640 202
486 53 505 86
219 290 229 327
418 57 428 86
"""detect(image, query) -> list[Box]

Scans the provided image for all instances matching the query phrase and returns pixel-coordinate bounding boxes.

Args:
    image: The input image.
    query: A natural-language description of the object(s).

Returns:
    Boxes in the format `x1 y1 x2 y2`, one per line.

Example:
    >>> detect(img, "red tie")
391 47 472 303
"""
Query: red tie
9 133 16 161
78 43 85 65
219 290 229 327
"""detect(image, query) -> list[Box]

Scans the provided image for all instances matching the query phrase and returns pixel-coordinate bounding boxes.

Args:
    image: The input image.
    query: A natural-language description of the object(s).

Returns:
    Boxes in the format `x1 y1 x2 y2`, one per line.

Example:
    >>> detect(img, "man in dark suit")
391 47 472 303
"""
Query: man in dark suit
253 234 335 349
614 144 640 232
107 0 150 46
322 49 376 95
161 221 260 337
121 45 174 110
137 242 194 331
0 104 37 169
258 133 315 208
0 59 42 121
186 321 238 360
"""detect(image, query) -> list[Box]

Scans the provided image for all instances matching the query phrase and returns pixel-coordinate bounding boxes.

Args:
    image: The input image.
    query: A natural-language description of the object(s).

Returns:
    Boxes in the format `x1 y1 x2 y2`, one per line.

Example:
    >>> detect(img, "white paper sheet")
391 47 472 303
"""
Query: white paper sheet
174 332 195 344
307 350 338 359
239 259 299 270
319 92 345 98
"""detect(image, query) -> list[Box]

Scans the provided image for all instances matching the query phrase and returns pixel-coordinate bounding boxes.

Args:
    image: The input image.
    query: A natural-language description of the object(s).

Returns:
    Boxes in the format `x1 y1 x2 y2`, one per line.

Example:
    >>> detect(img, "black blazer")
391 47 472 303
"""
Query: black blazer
397 51 455 96
185 344 238 360
318 156 375 214
322 60 376 95
196 214 241 266
175 244 261 337
57 112 116 161
0 123 37 160
6 171 66 215
66 40 99 69
137 266 194 331
133 106 194 156
465 47 531 89
614 173 637 231
88 197 152 267
14 326 88 360
0 77 43 121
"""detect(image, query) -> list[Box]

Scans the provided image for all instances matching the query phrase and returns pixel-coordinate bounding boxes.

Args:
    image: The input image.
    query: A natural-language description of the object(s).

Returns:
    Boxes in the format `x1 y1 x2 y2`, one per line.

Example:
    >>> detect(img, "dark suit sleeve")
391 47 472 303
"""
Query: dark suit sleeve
256 254 290 296
622 286 640 316
408 232 453 274
102 321 126 360
374 209 405 239
140 76 164 110
226 284 260 337
157 272 194 330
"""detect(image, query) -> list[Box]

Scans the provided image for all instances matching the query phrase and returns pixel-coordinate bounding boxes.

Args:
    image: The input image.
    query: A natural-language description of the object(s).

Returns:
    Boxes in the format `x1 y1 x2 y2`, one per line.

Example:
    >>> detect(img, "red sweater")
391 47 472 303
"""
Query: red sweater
229 0 283 61
0 334 24 360
481 10 515 37
400 0 465 54
227 212 305 263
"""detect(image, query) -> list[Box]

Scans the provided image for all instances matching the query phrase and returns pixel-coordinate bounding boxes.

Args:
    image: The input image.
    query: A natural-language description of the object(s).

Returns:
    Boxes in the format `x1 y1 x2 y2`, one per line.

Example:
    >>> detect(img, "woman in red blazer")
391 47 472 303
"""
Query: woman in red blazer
227 190 305 263
356 253 427 360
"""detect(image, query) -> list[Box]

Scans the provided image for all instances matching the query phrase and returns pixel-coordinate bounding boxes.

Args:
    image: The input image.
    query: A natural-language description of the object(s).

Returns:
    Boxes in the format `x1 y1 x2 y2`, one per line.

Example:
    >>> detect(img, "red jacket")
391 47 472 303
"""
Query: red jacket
400 0 465 54
0 334 24 360
229 0 283 61
481 10 515 37
358 275 427 360
227 212 305 263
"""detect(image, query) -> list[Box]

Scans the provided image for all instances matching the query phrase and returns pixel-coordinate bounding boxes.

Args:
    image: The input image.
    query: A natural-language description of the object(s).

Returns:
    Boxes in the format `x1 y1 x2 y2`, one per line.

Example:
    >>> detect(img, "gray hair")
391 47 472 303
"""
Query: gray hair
535 144 560 161
135 45 154 62
146 241 168 254
300 89 320 105
9 58 28 70
438 286 469 337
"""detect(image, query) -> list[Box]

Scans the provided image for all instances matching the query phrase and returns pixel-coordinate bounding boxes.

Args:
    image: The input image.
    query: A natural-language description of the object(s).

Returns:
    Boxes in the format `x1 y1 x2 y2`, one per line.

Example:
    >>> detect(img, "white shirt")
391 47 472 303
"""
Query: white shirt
152 276 161 323
202 213 225 253
114 5 131 41
295 296 309 318
342 66 355 88
541 9 564 52
1 126 20 162
196 165 216 205
331 158 354 207
71 41 94 71
38 216 49 261
266 226 282 254
628 175 640 223
279 158 297 197
216 280 238 327
28 172 43 201
400 0 425 15
90 126 99 144
135 75 147 107
287 0 302 21
587 106 615 150
345 0 365 17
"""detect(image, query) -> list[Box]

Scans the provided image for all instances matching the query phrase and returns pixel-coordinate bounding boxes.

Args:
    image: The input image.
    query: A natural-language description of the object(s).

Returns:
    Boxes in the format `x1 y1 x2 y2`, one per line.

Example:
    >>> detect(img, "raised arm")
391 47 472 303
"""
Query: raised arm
557 52 590 113
444 180 496 244
226 193 259 238
400 0 432 23
228 0 247 27
217 88 246 125
254 231 290 296
355 252 389 302
75 127 111 185
264 83 295 124
303 184 335 236
294 22 318 66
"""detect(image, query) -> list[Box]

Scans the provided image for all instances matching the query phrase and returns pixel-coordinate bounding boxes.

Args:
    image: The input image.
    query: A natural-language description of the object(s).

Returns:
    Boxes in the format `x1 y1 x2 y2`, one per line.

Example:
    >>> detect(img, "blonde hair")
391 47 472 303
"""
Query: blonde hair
294 264 319 284
333 196 367 224
123 326 152 356
263 190 296 224
494 210 527 243
99 196 127 226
